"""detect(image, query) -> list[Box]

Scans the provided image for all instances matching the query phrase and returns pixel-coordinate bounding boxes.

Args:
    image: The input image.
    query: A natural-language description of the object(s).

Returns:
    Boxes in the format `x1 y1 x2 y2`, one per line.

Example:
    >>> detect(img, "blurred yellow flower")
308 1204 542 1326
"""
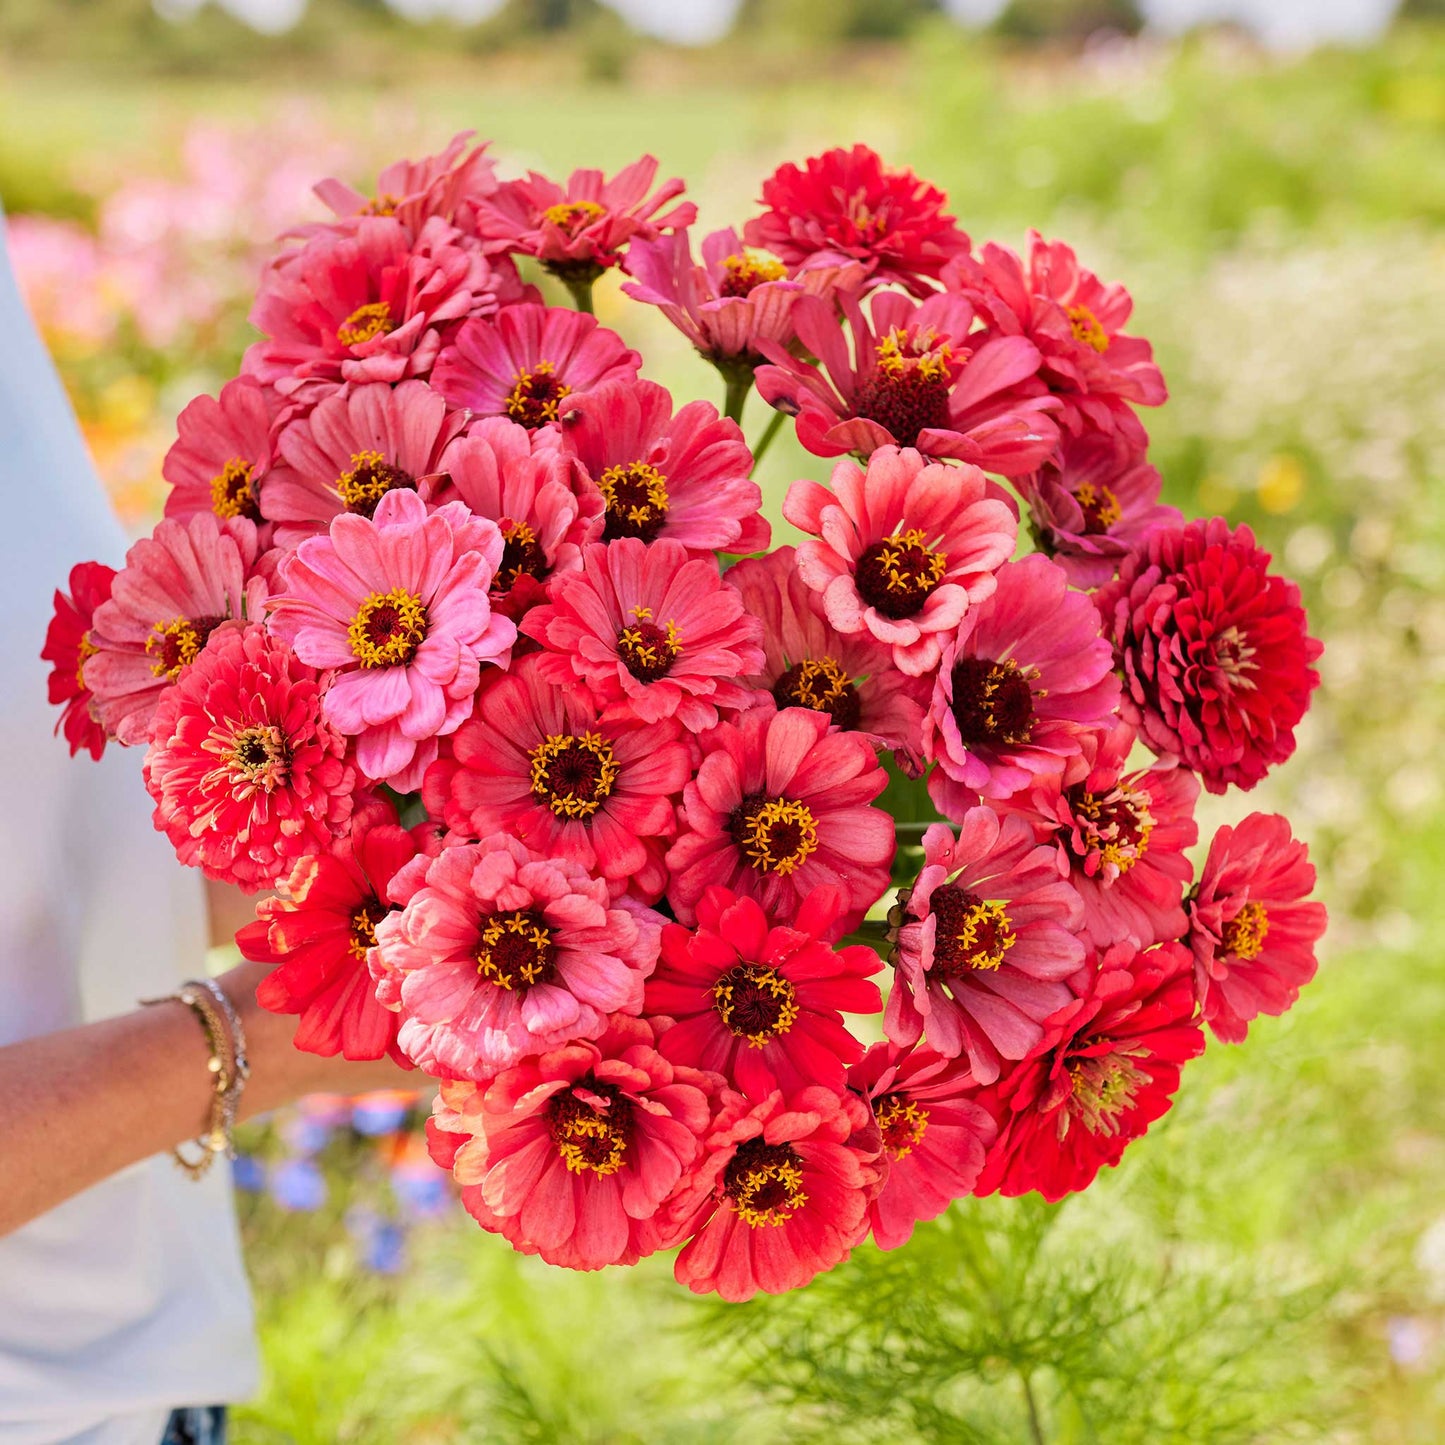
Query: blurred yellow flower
1257 453 1305 514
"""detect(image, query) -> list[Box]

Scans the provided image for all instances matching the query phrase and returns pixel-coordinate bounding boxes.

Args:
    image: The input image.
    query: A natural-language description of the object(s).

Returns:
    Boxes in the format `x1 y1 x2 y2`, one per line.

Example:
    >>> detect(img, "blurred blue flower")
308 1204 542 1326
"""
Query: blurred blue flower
270 1157 327 1212
281 1113 335 1156
392 1162 451 1221
351 1095 410 1137
231 1154 266 1193
346 1206 408 1275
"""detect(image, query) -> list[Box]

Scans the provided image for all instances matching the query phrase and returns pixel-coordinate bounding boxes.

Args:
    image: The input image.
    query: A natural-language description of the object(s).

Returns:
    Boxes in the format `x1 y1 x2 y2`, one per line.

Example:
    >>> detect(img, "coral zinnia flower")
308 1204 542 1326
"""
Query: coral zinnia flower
558 377 770 554
1014 430 1182 590
667 1084 882 1301
268 489 515 791
783 446 1017 679
425 655 691 903
923 553 1121 808
644 884 882 1100
665 702 894 932
1187 812 1327 1044
371 835 659 1081
143 623 356 891
885 812 1084 1084
743 144 970 297
432 303 640 431
237 798 423 1062
42 560 116 761
726 545 928 765
1002 722 1199 950
85 512 272 747
1095 517 1323 793
755 290 1058 475
522 538 765 732
264 380 465 548
162 375 275 531
848 1041 997 1250
972 939 1204 1202
427 1014 718 1270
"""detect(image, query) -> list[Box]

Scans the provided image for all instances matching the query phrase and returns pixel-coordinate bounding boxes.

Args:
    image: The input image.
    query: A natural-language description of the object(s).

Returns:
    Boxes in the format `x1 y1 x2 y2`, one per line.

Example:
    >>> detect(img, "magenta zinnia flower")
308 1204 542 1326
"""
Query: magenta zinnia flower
558 377 770 554
424 655 691 903
848 1041 997 1251
522 538 765 732
1188 812 1327 1044
726 545 928 765
143 624 356 891
783 446 1017 678
162 375 274 531
428 1014 718 1270
371 834 658 1081
268 489 515 791
1095 517 1323 793
432 303 640 431
42 560 116 761
645 884 882 1101
924 553 1121 808
665 703 894 932
755 290 1058 474
885 812 1084 1084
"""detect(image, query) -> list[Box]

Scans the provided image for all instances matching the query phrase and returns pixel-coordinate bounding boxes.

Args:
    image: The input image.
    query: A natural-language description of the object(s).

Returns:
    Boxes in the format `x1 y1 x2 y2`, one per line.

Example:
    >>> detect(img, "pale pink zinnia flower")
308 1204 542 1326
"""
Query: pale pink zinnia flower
432 303 640 431
1187 812 1327 1044
268 489 515 791
726 546 928 766
162 375 275 531
924 553 1121 809
428 1013 718 1270
371 835 659 1081
558 377 770 554
885 812 1084 1084
783 446 1017 678
85 512 272 746
522 538 765 732
665 702 895 933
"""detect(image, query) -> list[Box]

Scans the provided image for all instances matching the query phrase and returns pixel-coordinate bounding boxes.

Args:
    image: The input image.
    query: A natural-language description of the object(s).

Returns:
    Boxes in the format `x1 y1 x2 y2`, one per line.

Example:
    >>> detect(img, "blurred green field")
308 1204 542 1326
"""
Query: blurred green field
6 23 1445 1441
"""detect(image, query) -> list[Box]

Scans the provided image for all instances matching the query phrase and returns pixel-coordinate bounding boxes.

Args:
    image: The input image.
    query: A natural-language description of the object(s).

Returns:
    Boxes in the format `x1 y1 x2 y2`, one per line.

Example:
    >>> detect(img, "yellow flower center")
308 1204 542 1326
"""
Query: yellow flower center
209 457 259 521
713 964 800 1047
528 732 620 819
540 199 607 235
476 907 555 992
75 631 97 692
720 251 787 297
336 301 396 348
1074 480 1122 533
1066 1048 1149 1137
854 528 948 620
336 450 415 517
1072 783 1155 874
932 887 1017 975
617 605 681 684
874 1094 930 1160
731 796 819 877
146 617 204 681
550 1086 632 1176
599 460 670 543
347 899 389 961
225 724 291 790
346 589 428 669
1067 303 1110 353
1221 901 1270 961
725 1139 808 1228
505 361 572 429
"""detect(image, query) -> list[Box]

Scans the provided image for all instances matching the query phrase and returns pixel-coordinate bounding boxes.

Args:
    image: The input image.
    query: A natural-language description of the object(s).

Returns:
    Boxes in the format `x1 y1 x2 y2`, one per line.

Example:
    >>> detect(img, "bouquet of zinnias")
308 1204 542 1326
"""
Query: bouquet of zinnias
44 136 1326 1300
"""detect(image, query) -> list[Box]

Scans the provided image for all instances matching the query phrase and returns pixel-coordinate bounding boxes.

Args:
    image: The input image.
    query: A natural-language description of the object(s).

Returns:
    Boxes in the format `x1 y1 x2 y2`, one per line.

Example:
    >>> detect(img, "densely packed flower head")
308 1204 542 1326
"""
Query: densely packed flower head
46 136 1326 1299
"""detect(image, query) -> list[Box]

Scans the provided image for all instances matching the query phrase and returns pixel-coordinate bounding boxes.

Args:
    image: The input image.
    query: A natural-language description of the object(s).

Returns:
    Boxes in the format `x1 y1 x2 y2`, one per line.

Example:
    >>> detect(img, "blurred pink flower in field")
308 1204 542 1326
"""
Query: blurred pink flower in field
6 215 116 347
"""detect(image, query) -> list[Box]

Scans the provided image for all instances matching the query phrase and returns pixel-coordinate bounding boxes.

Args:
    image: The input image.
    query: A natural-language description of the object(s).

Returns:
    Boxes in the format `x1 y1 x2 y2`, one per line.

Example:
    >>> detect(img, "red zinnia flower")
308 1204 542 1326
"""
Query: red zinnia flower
1188 812 1327 1044
143 624 356 891
645 884 882 1100
162 375 275 533
849 1041 997 1250
744 144 970 296
973 940 1204 1202
1095 517 1323 793
42 560 116 761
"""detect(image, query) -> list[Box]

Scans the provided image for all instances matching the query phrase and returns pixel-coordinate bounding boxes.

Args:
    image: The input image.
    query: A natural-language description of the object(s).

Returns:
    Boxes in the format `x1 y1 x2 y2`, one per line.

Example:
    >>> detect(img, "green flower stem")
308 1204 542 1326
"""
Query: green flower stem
749 407 787 468
564 275 596 314
723 372 751 425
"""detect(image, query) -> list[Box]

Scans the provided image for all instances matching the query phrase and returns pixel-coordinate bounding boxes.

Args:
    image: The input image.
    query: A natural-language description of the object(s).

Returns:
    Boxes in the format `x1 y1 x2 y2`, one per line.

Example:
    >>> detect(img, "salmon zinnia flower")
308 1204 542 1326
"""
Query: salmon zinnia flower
42 560 116 761
162 375 275 532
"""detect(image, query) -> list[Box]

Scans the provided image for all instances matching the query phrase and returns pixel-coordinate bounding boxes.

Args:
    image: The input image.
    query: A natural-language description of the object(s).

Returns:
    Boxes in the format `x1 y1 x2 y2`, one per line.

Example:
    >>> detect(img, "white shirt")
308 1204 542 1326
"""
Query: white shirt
0 215 258 1443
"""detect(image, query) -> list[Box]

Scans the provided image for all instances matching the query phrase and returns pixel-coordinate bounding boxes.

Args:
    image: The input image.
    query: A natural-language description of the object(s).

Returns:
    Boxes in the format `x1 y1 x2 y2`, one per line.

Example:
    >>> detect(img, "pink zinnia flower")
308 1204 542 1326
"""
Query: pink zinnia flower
85 512 271 746
783 446 1017 678
268 489 515 791
665 703 894 933
973 940 1204 1202
849 1041 997 1250
432 303 641 431
425 655 691 903
42 560 116 761
143 624 356 891
427 1014 718 1270
755 290 1058 475
644 884 882 1100
1187 812 1327 1044
1095 517 1323 793
744 145 970 296
885 812 1084 1084
924 553 1121 808
522 538 765 732
162 375 274 531
667 1084 882 1301
236 798 422 1063
726 546 928 765
1014 430 1183 590
370 835 658 1081
557 377 770 554
1003 722 1199 950
264 380 465 548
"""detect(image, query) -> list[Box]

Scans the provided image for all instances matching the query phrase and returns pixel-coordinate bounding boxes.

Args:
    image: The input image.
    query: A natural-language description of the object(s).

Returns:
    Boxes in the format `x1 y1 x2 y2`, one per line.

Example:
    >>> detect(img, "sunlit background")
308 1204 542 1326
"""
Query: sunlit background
4 0 1444 1438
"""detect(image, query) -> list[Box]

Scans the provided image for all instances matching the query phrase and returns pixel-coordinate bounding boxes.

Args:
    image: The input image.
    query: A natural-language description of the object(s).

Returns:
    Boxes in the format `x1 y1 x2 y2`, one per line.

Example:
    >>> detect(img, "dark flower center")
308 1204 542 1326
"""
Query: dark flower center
617 610 681 683
1066 781 1154 874
854 528 947 619
337 450 416 518
348 897 391 961
713 964 799 1046
948 656 1035 747
145 614 224 681
228 724 291 788
496 519 550 592
209 457 261 522
772 658 861 731
1073 480 1122 534
852 327 955 448
348 589 428 669
506 362 572 429
476 906 555 992
599 461 670 542
874 1093 929 1159
929 885 1016 975
724 1137 808 1228
729 793 819 876
548 1078 633 1176
528 732 620 819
